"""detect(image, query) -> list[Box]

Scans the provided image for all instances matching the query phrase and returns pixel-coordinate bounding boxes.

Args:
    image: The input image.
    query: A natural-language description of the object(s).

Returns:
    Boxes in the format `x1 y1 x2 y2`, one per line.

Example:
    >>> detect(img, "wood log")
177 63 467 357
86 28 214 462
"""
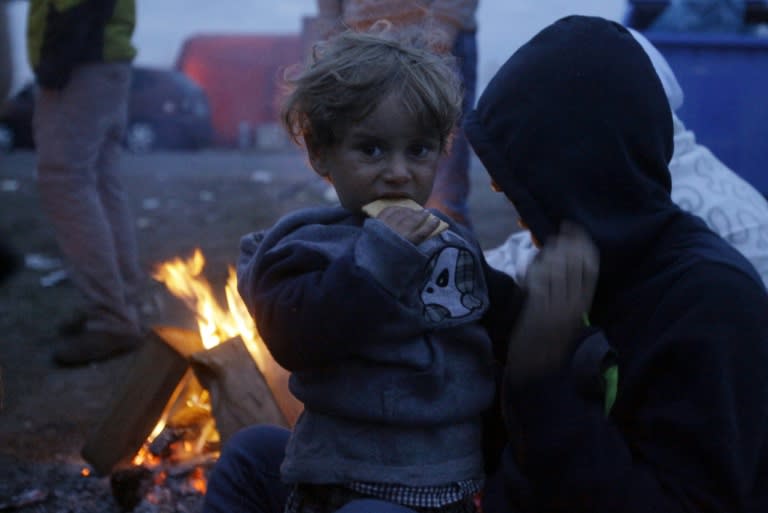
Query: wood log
81 326 205 476
109 466 153 512
262 356 303 427
189 336 290 444
241 335 303 426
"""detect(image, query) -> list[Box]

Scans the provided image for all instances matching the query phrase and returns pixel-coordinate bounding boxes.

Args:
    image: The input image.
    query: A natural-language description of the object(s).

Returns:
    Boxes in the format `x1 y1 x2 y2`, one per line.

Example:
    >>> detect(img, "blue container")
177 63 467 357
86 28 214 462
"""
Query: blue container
624 1 768 196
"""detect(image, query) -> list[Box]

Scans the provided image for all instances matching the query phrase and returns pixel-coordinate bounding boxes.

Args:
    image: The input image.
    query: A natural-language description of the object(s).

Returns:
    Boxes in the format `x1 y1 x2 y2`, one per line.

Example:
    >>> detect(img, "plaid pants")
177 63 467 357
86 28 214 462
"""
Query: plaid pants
285 484 478 513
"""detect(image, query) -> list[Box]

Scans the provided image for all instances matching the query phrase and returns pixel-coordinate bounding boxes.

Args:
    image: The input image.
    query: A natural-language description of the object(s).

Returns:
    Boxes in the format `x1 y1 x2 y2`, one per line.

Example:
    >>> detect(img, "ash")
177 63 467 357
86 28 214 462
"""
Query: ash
0 456 209 513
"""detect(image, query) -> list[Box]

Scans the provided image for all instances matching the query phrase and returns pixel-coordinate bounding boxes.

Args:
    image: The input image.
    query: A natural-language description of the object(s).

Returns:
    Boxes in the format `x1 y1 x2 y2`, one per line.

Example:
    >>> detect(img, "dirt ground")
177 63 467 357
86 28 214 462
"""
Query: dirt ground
0 148 518 512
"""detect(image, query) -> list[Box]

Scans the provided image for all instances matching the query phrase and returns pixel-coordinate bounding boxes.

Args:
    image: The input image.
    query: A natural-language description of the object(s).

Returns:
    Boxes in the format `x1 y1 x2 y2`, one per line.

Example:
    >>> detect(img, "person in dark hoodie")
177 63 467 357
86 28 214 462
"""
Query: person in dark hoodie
203 15 768 513
464 14 768 513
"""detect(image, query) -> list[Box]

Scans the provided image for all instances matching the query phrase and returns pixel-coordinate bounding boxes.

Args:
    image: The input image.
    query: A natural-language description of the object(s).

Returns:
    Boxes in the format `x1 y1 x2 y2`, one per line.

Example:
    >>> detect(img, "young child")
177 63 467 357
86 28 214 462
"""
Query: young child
236 27 522 513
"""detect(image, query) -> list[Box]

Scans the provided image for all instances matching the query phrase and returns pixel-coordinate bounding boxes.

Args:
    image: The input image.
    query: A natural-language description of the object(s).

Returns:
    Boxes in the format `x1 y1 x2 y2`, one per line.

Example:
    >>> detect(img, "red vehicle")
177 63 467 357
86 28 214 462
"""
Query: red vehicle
175 34 303 148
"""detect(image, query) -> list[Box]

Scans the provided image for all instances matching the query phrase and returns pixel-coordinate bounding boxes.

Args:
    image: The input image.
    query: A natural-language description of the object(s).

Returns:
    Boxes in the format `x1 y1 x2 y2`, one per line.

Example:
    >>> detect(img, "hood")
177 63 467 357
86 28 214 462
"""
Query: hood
627 28 684 112
465 16 680 284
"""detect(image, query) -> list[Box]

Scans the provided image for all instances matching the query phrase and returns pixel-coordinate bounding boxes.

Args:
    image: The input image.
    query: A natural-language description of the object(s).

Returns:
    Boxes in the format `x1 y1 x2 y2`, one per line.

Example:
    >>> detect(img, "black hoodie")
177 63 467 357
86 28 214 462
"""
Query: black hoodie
465 16 768 513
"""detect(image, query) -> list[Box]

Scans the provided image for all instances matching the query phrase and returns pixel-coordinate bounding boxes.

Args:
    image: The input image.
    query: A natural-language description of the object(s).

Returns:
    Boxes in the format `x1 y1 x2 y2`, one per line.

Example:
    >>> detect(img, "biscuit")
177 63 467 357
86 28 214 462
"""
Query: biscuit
362 198 449 237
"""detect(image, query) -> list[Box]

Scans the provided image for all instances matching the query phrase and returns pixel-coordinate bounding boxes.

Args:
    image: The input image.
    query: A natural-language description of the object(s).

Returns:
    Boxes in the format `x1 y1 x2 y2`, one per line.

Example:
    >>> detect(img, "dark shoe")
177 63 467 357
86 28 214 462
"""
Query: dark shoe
0 241 21 285
56 310 89 336
53 330 145 367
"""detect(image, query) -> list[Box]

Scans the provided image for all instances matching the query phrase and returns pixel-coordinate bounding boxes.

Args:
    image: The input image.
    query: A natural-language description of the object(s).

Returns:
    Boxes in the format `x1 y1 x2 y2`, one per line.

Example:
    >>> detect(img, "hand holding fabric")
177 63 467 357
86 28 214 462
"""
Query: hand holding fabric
505 222 599 383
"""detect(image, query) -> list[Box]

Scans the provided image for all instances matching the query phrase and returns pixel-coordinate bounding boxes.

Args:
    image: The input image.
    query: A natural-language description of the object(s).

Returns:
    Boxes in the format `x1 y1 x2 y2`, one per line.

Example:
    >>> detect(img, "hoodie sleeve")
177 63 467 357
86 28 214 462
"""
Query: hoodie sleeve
480 260 524 362
237 211 433 373
497 264 768 513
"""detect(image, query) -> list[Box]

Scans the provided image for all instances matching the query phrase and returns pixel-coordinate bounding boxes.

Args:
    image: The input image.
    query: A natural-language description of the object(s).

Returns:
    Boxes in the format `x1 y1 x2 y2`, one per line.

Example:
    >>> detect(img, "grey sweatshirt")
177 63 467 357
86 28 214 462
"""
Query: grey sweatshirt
237 206 520 486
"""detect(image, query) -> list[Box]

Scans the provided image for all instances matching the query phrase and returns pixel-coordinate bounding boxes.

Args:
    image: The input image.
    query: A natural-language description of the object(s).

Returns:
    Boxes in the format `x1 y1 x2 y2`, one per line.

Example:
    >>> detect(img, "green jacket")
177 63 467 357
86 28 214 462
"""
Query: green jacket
27 0 136 89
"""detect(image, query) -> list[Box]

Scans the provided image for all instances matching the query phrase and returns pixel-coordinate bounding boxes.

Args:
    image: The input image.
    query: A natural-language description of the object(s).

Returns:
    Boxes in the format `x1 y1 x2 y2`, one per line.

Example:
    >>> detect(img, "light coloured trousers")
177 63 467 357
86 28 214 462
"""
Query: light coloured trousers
34 62 142 335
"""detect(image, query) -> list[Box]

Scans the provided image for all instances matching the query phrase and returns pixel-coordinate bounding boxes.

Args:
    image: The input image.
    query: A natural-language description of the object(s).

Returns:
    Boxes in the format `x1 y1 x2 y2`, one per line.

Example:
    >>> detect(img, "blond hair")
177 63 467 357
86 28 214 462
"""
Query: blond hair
281 24 463 155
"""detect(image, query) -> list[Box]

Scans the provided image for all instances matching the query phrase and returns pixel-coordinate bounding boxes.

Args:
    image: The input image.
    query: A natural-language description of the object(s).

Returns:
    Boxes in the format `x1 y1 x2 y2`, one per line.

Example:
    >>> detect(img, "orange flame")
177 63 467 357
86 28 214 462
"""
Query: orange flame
151 248 266 369
189 467 207 494
130 249 299 481
132 249 290 466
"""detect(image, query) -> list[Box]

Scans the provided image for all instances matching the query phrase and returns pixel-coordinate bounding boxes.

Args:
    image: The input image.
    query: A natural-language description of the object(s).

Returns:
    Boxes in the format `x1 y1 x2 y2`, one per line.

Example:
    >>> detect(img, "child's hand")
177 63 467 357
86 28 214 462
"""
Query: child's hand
505 222 600 383
377 205 444 245
362 198 448 244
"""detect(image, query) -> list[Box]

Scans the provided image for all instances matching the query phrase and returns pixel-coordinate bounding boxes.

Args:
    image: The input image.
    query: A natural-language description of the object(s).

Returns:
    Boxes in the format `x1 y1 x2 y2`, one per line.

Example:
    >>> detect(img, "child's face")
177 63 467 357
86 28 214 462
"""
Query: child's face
311 94 442 212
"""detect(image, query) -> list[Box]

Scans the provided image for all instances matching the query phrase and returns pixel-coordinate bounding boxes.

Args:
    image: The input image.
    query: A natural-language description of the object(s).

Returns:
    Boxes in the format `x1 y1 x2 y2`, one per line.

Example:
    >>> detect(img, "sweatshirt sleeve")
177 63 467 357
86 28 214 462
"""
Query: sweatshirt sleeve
498 264 768 512
237 213 433 372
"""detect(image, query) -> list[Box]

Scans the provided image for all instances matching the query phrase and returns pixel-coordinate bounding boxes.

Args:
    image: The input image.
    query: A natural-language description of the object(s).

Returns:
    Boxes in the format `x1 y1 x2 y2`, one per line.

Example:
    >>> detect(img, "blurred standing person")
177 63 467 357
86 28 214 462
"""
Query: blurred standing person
1 3 21 284
0 1 12 100
27 0 146 366
315 0 479 228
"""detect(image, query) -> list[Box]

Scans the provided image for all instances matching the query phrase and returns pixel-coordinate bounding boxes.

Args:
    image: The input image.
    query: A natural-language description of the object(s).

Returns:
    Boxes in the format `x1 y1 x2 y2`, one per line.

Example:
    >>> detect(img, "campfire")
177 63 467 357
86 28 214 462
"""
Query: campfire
80 249 301 510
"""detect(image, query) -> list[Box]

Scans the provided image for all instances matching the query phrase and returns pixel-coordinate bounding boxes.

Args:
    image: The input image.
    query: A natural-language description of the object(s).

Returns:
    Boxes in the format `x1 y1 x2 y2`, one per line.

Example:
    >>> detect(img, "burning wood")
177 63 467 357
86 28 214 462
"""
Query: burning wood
81 326 206 475
150 248 302 425
81 248 302 509
110 466 152 512
110 459 215 512
190 335 288 442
